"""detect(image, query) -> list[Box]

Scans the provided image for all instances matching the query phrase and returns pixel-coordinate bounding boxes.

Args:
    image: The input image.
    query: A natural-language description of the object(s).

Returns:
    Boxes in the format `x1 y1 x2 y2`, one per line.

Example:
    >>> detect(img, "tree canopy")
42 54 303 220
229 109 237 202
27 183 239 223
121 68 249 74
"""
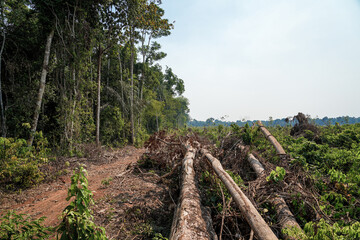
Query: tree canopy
0 0 189 150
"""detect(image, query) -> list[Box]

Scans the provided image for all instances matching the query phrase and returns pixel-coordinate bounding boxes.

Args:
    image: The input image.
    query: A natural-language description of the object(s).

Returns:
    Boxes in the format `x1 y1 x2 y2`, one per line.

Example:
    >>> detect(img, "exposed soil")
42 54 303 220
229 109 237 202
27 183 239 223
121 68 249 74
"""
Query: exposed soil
0 146 174 239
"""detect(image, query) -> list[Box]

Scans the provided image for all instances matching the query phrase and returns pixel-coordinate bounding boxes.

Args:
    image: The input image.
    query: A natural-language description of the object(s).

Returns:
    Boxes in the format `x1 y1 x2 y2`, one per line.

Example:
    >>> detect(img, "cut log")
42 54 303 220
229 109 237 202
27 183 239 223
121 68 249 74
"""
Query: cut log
270 197 303 240
239 146 266 178
257 121 286 155
170 143 217 240
238 145 303 240
201 148 278 240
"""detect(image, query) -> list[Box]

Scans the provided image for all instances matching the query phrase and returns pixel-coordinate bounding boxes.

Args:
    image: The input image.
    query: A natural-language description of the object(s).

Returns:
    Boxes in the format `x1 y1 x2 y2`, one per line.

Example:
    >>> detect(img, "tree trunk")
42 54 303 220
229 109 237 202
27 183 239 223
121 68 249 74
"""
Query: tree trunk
28 29 55 146
130 36 135 144
257 121 286 155
238 145 303 239
139 33 151 100
238 145 265 178
117 50 126 140
96 46 102 146
0 14 6 137
201 148 278 240
156 114 159 132
170 143 217 240
69 68 77 150
107 57 110 87
270 197 303 240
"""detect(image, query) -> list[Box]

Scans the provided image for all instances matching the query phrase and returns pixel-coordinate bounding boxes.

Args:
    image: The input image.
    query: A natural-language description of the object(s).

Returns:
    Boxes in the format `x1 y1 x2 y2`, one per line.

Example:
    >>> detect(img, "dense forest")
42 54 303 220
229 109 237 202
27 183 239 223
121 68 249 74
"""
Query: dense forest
0 0 189 152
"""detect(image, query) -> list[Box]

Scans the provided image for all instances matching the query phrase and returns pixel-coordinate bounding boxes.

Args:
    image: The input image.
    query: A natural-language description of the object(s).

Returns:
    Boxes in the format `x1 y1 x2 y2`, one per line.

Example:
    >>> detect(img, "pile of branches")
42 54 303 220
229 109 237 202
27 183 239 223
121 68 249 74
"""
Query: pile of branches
289 112 319 139
144 130 186 170
144 130 213 170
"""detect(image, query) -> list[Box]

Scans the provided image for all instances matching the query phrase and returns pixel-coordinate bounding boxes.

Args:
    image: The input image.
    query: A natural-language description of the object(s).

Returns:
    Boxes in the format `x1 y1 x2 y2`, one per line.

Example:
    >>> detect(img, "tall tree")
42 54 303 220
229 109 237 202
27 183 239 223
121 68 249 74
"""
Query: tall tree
138 1 172 100
96 45 103 146
0 0 6 137
28 28 55 146
123 0 147 144
94 0 126 146
0 0 189 150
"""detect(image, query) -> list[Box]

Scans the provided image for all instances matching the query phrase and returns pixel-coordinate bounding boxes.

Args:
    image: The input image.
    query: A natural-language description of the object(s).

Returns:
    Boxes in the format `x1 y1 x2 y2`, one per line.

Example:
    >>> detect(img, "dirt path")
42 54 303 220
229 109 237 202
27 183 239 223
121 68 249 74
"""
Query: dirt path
0 146 145 227
1 146 174 239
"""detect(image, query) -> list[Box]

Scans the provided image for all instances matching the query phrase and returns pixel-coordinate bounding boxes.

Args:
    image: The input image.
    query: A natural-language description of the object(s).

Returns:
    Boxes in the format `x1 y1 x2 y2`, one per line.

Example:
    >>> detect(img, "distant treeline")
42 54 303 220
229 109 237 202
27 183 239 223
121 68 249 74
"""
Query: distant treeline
188 116 360 127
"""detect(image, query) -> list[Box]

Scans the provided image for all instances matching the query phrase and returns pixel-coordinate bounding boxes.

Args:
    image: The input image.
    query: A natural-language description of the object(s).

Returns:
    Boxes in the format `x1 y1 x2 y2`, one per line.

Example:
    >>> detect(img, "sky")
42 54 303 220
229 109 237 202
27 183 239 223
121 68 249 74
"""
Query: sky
156 0 360 121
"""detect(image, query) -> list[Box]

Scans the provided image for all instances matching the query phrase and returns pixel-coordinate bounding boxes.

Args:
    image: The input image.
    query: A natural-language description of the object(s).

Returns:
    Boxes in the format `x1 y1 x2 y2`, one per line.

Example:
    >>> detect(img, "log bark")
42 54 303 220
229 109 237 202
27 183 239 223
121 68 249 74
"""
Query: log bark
257 121 286 155
239 146 266 178
270 197 303 239
201 149 278 240
238 145 303 239
170 143 217 240
28 29 55 146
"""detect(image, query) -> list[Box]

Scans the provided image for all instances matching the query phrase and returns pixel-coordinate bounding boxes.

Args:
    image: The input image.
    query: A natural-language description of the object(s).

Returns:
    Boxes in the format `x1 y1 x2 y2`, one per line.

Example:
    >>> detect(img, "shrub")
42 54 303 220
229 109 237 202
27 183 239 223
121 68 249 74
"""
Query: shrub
0 132 49 190
0 210 52 239
56 166 108 240
266 166 286 183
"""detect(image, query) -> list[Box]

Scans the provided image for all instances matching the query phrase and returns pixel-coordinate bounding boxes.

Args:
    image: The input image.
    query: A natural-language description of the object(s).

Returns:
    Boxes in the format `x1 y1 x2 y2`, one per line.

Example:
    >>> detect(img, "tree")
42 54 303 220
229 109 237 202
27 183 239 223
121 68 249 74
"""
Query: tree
0 0 189 151
123 0 147 144
138 1 173 100
28 28 55 146
0 0 7 137
95 0 126 146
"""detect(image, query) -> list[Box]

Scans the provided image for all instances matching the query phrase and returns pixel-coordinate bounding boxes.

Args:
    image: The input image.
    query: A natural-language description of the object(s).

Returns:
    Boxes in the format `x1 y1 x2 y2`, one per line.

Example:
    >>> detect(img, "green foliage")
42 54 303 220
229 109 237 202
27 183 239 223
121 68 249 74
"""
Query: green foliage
266 166 286 183
100 106 126 146
190 125 231 147
0 210 53 239
135 126 150 148
1 0 189 150
227 170 245 187
230 123 258 145
0 133 49 190
230 123 241 136
57 166 108 240
292 219 360 240
290 193 308 226
241 123 257 145
321 124 360 149
200 170 245 212
253 123 360 231
153 233 168 240
132 222 169 240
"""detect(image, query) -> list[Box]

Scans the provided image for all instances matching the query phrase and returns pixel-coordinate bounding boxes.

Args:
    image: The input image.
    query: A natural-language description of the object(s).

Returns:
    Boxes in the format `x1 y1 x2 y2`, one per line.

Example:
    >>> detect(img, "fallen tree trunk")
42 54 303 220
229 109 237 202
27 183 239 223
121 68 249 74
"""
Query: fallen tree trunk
239 146 265 178
238 145 303 240
201 148 278 240
270 197 303 239
257 121 286 155
170 143 217 240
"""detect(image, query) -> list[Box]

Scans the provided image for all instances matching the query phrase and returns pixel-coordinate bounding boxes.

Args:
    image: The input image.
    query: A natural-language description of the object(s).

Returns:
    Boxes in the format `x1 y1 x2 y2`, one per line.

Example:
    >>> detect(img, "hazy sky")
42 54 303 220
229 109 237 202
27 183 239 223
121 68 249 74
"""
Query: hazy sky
156 0 360 121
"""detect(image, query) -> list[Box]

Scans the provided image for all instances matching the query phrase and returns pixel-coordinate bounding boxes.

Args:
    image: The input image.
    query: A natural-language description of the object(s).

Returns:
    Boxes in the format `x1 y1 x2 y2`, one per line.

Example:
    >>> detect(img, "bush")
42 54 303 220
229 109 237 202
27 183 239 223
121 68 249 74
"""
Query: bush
100 106 126 147
0 132 49 190
266 166 286 183
0 210 52 239
56 166 108 239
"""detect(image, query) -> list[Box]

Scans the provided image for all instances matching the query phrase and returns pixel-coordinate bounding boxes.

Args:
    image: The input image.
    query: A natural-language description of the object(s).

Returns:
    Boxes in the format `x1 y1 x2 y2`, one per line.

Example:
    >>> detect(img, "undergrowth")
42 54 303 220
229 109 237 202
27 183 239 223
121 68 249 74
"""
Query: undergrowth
192 120 360 239
0 132 49 190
